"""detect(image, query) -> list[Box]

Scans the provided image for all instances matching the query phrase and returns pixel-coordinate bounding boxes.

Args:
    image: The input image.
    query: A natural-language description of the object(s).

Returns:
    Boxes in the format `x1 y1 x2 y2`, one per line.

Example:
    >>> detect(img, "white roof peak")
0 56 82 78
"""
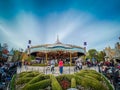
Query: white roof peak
56 35 62 44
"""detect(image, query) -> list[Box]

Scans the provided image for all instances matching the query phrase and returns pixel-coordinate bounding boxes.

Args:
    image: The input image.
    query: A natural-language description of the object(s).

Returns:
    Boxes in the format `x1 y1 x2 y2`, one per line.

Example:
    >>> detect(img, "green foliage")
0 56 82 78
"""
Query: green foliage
10 74 16 90
71 78 76 88
100 73 114 90
22 71 39 78
56 74 72 82
15 70 113 90
18 72 28 78
88 49 97 57
22 79 51 90
29 74 50 84
88 49 98 60
51 75 62 90
97 51 106 62
16 77 33 85
86 73 103 81
22 74 50 89
74 75 83 85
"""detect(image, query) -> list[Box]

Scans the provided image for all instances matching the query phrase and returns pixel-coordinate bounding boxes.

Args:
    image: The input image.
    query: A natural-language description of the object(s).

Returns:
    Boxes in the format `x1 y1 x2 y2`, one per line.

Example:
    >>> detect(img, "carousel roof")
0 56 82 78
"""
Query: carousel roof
29 37 85 54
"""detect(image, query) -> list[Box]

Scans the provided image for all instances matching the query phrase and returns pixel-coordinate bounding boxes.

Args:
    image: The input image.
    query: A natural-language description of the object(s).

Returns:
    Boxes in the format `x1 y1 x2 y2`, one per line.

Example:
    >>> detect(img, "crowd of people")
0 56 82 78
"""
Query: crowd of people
45 57 120 89
97 59 120 90
0 61 21 90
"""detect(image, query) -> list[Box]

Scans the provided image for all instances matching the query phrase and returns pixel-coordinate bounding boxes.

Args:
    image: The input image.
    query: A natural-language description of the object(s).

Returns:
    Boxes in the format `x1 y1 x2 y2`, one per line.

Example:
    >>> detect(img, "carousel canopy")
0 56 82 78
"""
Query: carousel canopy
27 37 85 55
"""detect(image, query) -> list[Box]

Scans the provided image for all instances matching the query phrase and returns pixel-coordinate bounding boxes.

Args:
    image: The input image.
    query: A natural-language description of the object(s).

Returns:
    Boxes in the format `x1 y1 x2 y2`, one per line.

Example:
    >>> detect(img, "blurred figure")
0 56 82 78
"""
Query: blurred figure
58 59 63 74
50 59 55 73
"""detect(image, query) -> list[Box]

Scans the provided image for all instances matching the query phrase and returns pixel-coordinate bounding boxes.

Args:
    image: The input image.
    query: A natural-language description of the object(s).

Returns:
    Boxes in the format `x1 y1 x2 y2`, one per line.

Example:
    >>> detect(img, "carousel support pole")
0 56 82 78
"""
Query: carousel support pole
69 52 72 74
46 53 48 65
45 53 48 74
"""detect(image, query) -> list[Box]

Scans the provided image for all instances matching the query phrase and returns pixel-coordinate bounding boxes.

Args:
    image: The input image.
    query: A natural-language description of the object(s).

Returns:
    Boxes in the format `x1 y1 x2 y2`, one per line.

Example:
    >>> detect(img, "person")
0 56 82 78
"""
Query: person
75 58 82 70
58 59 63 74
50 59 55 73
113 65 120 89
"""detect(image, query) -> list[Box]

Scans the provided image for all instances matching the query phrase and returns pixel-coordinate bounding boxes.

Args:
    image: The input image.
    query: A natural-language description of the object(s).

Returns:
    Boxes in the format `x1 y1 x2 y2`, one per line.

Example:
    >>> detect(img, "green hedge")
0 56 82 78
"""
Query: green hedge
71 78 76 88
10 74 16 90
51 75 62 90
100 73 114 90
81 75 107 90
74 70 110 90
16 77 33 85
29 74 50 84
15 70 113 90
22 79 51 90
22 72 39 78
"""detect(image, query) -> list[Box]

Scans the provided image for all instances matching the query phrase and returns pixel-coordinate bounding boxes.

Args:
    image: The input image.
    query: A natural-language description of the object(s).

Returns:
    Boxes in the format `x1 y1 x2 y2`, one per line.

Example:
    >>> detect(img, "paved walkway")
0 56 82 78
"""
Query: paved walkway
17 65 99 76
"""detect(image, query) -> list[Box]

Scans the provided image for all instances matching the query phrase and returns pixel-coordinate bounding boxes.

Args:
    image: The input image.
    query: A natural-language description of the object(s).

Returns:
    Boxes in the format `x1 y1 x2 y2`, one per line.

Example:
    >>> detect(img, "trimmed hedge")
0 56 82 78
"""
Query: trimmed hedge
16 77 33 85
10 74 16 90
81 75 107 90
71 78 76 88
22 74 50 89
51 75 62 90
29 74 50 84
15 70 113 90
100 73 114 90
22 79 51 90
22 72 39 78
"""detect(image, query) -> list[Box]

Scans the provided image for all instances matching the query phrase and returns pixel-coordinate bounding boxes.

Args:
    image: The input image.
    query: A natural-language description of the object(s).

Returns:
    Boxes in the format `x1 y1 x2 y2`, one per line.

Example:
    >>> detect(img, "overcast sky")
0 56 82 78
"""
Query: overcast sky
0 0 120 51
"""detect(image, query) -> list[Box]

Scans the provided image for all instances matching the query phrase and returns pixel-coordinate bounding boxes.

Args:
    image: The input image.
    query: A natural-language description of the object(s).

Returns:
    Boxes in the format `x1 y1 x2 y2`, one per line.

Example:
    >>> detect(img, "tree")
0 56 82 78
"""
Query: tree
88 49 98 60
97 51 106 62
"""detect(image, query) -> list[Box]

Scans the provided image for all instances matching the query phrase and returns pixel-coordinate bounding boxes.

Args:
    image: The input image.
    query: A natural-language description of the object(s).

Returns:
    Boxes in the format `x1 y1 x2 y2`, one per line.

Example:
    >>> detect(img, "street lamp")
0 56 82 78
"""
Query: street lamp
84 42 87 54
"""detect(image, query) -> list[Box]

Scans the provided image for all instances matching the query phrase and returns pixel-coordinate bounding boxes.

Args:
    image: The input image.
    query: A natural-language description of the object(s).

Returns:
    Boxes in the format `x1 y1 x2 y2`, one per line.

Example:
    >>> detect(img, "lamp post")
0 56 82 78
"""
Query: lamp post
27 40 31 69
84 42 87 54
83 42 87 65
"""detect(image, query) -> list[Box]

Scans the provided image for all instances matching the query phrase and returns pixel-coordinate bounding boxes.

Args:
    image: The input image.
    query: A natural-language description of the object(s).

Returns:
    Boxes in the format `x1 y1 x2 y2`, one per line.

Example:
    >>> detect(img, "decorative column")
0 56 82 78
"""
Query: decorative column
70 52 72 66
69 52 72 74
45 52 48 65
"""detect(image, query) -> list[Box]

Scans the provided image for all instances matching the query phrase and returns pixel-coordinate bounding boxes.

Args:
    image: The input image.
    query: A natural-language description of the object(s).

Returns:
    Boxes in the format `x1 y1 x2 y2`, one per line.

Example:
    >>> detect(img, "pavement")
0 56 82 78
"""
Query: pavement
17 65 99 76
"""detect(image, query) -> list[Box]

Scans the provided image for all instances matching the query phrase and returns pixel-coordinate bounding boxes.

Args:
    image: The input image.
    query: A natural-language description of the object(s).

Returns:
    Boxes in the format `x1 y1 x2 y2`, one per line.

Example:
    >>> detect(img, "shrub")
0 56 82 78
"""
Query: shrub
18 72 28 78
100 73 114 90
55 75 71 90
16 77 33 85
51 75 62 90
22 74 50 89
71 78 76 88
29 74 50 84
86 73 103 81
15 70 113 90
74 75 83 85
10 74 16 90
22 79 51 90
22 72 39 78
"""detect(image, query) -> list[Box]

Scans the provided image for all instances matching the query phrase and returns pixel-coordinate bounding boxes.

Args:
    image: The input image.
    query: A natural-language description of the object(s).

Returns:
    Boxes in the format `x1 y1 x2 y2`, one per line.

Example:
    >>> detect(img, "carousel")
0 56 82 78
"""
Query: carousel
27 37 85 65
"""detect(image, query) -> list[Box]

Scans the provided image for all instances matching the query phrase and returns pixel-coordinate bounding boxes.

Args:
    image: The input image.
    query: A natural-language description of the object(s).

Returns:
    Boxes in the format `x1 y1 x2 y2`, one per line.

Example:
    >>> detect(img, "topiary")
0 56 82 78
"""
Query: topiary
10 74 16 90
16 77 33 85
71 78 76 88
22 79 51 90
51 75 62 90
22 72 39 78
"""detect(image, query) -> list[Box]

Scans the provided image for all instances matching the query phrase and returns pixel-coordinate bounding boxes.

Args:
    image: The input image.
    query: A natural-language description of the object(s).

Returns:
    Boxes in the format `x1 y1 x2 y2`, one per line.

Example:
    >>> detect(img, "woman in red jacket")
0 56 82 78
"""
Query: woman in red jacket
58 59 63 74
